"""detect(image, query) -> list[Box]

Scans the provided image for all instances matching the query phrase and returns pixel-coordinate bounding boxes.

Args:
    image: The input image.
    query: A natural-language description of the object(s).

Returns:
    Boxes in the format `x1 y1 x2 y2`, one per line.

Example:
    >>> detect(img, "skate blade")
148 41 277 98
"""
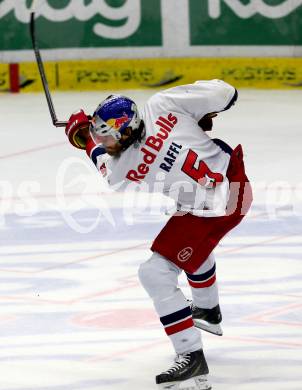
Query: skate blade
193 319 223 336
158 375 211 390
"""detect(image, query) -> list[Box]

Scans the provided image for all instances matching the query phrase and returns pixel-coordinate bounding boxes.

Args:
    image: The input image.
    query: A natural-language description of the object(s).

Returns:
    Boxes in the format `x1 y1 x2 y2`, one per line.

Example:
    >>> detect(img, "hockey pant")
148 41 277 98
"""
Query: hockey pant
151 144 253 273
138 250 218 354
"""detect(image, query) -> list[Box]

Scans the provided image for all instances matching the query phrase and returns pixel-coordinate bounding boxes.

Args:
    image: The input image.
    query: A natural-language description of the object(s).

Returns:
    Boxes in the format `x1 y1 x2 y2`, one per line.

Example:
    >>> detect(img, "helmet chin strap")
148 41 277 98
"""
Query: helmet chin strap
118 120 145 151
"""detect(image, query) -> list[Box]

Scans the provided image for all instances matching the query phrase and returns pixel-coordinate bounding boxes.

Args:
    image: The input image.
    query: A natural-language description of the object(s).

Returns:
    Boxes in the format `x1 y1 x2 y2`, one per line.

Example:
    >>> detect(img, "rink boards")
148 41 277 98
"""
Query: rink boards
1 57 302 92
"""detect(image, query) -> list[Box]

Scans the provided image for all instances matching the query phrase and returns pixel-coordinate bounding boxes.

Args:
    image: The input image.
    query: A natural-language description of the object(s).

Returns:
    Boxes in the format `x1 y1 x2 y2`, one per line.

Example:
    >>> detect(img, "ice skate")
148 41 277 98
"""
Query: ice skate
156 349 211 390
191 304 223 336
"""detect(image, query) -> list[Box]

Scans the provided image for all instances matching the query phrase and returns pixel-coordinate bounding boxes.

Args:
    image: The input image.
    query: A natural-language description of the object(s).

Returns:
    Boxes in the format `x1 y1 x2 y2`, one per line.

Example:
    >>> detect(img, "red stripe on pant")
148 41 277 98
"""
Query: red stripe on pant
164 317 194 336
187 274 216 289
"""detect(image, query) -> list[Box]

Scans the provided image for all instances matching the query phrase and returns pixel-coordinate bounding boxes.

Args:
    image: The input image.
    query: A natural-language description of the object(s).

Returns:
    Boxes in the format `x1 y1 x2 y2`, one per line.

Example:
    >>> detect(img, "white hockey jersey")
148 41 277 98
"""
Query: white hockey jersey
88 79 237 216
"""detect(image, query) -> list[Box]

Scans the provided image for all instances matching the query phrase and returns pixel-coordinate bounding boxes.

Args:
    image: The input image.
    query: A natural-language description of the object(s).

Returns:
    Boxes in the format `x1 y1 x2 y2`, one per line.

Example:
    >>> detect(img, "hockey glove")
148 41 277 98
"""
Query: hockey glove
65 109 91 149
198 113 218 132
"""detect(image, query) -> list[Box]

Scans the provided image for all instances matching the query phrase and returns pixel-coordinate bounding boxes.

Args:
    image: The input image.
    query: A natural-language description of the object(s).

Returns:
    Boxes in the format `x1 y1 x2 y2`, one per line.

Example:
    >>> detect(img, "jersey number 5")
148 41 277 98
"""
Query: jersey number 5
181 150 224 188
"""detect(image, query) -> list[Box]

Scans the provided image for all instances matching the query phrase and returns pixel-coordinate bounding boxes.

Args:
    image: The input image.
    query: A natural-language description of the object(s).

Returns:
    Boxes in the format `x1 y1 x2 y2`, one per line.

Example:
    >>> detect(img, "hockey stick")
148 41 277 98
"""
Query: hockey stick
30 12 67 127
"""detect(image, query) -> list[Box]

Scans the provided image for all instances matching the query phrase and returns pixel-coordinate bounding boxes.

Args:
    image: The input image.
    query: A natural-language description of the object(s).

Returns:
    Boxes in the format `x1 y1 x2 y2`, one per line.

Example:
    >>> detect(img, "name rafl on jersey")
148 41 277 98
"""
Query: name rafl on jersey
160 142 182 173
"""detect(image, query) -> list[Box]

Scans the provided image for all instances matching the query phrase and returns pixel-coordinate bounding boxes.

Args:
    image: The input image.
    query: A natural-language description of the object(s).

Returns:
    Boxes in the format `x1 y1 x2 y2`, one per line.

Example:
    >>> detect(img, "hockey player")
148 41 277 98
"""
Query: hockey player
65 79 252 390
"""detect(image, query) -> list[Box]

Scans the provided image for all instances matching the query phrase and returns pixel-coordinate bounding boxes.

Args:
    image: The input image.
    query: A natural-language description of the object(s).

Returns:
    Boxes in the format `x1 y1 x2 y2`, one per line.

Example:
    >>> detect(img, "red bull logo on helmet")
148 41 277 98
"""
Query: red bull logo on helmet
107 113 129 130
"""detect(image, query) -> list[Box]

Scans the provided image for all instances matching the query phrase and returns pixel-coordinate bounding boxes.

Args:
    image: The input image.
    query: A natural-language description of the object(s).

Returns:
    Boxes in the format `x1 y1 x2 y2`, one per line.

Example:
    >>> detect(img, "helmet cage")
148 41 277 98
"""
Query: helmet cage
89 115 122 142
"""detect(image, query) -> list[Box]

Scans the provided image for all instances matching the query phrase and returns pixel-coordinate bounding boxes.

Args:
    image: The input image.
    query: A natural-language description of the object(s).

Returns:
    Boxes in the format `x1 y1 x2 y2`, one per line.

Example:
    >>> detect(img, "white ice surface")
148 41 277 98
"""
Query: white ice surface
0 89 302 390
